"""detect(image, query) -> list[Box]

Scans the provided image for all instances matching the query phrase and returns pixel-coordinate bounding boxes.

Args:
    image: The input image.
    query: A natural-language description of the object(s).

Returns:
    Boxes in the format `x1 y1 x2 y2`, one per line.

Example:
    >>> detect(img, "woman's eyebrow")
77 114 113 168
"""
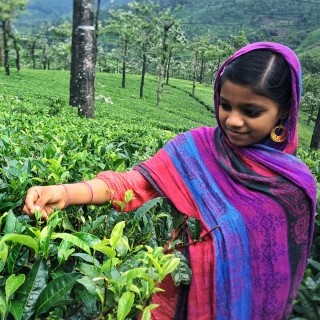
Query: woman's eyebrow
219 96 228 102
238 103 266 109
220 96 264 109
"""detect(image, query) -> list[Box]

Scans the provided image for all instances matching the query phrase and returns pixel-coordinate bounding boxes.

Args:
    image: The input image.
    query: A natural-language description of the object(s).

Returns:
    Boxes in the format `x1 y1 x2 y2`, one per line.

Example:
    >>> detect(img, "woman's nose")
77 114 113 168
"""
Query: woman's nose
226 111 245 127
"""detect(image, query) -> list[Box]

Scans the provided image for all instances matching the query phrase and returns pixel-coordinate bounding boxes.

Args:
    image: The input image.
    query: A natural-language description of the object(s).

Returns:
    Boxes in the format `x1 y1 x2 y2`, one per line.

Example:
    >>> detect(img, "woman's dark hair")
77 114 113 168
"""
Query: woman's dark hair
220 50 292 113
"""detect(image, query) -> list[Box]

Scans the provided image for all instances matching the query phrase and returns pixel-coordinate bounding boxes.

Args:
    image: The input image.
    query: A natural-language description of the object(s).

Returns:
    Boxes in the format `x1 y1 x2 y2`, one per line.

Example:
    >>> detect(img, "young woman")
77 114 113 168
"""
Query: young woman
23 42 317 319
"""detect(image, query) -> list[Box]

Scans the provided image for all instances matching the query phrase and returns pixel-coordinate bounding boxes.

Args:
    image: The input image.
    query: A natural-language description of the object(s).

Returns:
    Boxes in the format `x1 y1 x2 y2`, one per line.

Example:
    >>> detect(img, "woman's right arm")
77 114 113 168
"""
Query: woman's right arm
22 170 158 219
22 178 112 219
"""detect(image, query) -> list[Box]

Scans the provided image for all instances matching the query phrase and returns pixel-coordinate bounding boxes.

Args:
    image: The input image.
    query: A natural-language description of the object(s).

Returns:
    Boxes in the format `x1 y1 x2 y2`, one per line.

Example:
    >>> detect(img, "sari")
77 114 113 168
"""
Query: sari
135 42 317 319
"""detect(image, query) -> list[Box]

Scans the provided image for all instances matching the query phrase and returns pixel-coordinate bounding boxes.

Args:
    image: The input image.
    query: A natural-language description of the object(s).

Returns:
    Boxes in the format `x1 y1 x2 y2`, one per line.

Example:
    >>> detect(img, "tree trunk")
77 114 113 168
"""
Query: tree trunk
157 23 173 107
140 47 147 98
307 104 315 126
211 58 221 84
30 41 36 69
70 0 82 106
8 32 20 72
199 58 205 84
93 0 101 66
70 0 96 118
122 37 128 88
5 21 20 72
42 46 47 70
166 50 172 85
192 54 197 98
1 20 10 76
310 106 320 149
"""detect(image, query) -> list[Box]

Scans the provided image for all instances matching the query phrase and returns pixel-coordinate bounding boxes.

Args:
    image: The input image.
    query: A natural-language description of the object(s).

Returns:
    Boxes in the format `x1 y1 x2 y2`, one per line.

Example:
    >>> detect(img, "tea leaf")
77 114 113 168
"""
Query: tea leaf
110 221 125 249
1 234 38 253
51 233 91 254
34 273 81 317
141 304 159 320
5 274 25 302
19 258 48 320
117 291 134 320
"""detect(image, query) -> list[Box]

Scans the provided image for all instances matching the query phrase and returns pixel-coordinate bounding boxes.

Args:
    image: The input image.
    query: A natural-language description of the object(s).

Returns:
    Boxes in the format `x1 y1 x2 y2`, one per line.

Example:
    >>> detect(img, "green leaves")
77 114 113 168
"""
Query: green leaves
141 303 159 320
110 221 125 249
0 234 38 253
19 258 48 320
187 217 201 240
5 274 25 303
0 69 220 318
51 232 91 255
34 273 81 317
0 206 187 320
0 274 25 319
117 292 134 320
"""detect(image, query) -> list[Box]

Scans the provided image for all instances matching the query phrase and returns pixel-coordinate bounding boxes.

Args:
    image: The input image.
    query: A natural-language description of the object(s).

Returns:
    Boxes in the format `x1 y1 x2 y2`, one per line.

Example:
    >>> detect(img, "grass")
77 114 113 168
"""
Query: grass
0 68 315 149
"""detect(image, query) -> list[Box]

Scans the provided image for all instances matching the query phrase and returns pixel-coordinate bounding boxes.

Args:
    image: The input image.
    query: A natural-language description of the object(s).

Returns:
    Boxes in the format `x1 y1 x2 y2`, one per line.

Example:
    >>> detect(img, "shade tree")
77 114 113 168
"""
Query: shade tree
129 0 160 98
0 0 25 75
105 9 139 88
155 8 186 106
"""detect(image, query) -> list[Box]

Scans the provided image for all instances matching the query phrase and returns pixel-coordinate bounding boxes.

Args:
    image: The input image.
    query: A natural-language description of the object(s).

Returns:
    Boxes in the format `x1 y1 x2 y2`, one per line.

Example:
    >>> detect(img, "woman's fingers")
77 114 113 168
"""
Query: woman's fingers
22 185 68 220
33 188 55 211
22 186 57 218
23 187 42 215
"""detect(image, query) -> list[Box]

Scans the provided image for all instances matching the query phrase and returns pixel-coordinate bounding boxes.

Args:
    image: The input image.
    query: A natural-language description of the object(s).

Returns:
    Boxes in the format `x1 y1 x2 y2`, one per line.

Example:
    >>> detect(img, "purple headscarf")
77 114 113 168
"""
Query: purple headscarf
214 41 301 153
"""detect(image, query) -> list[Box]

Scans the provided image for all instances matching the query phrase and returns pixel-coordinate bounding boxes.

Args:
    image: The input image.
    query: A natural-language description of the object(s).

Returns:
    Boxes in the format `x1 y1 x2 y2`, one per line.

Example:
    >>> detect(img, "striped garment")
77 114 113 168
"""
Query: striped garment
136 42 317 319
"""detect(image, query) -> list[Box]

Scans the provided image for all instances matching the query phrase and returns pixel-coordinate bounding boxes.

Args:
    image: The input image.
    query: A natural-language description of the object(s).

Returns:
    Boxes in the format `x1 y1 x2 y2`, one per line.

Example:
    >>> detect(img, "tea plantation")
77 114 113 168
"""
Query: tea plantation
0 70 319 319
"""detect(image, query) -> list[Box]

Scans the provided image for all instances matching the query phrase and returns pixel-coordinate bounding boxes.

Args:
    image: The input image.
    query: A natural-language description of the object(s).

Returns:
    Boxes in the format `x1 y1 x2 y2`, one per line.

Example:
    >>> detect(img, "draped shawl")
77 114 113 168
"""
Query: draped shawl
136 42 317 319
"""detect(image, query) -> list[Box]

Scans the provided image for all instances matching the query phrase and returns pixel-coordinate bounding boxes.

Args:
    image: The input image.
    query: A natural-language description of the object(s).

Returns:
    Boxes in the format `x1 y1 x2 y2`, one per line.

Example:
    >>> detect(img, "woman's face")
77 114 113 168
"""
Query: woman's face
218 80 285 147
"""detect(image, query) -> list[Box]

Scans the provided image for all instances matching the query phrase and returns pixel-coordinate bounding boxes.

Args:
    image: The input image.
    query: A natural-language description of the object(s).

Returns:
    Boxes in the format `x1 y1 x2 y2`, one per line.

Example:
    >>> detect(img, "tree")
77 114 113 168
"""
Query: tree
189 34 212 97
7 25 21 72
129 0 159 99
208 38 234 83
310 106 320 149
0 0 25 75
300 54 320 75
48 22 72 70
156 9 175 106
303 74 320 149
70 0 96 118
165 27 186 85
229 31 249 50
106 9 138 88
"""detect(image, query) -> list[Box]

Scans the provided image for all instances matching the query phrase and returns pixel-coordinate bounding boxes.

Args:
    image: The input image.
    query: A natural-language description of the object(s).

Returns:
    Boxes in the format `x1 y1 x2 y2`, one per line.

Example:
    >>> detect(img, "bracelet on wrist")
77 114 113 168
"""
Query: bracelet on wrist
60 184 70 208
81 181 94 204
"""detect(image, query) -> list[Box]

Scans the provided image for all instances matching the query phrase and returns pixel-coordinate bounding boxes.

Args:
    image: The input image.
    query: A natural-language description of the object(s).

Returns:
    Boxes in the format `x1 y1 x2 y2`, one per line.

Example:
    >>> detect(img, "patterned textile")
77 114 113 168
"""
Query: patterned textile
96 170 158 211
136 42 317 319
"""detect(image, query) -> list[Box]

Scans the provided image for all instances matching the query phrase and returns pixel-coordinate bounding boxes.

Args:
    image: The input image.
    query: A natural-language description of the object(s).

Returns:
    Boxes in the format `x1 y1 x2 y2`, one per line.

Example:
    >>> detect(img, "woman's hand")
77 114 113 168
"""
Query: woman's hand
22 179 112 219
22 185 68 219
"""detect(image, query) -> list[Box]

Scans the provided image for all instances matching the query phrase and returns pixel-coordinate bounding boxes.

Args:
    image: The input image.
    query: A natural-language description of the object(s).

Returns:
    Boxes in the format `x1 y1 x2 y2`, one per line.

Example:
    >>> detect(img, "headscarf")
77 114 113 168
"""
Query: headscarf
214 41 302 153
136 42 317 319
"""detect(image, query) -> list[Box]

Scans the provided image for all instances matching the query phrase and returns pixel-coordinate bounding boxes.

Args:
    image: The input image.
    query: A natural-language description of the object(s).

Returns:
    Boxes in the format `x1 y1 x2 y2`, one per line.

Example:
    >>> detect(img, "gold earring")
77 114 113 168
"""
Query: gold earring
270 122 288 143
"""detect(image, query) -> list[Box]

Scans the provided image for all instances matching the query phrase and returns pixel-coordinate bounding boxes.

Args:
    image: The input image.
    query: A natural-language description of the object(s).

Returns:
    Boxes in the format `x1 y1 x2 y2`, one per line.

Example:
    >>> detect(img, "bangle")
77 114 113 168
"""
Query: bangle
81 181 93 204
60 184 70 208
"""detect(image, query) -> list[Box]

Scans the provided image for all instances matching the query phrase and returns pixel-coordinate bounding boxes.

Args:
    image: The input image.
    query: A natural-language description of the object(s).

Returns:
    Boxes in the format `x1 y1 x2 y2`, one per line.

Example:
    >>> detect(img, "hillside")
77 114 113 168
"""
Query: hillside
175 0 320 49
15 0 320 53
16 0 131 29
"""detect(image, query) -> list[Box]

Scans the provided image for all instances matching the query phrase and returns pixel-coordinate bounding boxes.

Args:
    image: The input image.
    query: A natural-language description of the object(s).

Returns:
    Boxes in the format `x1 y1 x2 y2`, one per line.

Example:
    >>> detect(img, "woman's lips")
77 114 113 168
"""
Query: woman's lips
226 128 247 137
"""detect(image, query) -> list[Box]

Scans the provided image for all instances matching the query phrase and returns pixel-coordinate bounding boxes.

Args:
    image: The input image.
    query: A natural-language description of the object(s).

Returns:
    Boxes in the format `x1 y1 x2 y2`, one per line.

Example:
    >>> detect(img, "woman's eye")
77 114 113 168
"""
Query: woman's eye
220 103 231 111
244 109 262 117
